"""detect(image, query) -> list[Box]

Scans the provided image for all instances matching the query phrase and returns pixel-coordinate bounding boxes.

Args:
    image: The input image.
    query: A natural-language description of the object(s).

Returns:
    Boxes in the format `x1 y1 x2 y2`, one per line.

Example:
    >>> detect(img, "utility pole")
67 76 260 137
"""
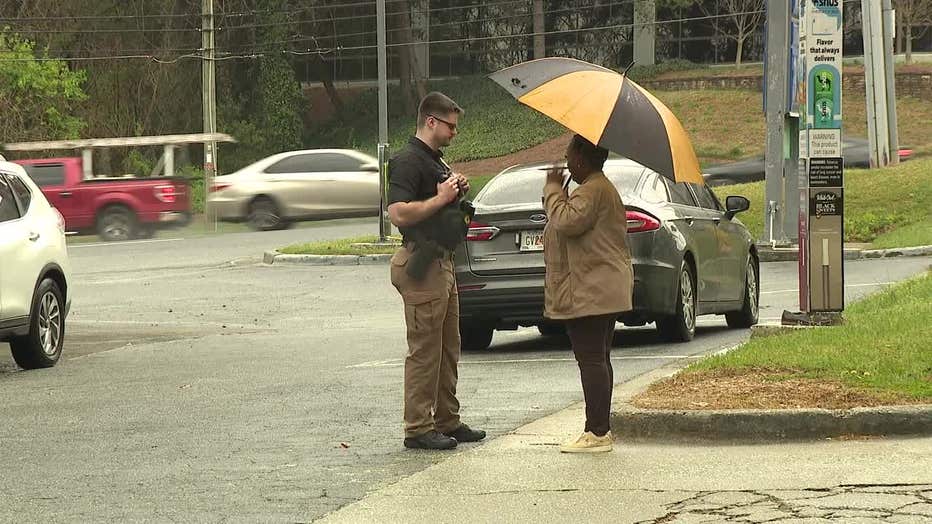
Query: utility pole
634 0 656 66
861 0 891 167
881 0 900 165
763 0 792 246
202 0 218 228
376 0 392 241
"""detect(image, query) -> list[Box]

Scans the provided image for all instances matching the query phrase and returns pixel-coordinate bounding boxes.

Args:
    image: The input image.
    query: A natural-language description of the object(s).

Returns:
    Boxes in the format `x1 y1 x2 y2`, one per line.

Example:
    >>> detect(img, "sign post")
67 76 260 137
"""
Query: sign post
786 0 845 324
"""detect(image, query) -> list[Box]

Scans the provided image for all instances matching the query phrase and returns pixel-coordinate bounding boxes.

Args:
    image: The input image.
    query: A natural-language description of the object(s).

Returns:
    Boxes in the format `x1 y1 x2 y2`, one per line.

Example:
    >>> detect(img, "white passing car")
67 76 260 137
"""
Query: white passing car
207 149 382 231
0 159 72 369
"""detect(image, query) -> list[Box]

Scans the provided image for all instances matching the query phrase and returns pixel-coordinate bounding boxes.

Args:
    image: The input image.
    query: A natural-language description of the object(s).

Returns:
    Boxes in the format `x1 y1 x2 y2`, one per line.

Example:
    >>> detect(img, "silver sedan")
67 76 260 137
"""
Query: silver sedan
208 149 381 230
454 158 759 351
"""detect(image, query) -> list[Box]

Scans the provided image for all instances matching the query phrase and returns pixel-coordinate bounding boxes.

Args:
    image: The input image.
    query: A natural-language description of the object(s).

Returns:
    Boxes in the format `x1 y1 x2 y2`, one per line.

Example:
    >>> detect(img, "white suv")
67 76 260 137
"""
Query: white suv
0 160 71 369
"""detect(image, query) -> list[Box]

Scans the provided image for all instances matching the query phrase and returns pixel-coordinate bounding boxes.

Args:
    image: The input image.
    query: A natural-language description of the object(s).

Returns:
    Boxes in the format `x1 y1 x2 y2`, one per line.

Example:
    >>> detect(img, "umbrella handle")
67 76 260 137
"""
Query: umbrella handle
622 60 636 78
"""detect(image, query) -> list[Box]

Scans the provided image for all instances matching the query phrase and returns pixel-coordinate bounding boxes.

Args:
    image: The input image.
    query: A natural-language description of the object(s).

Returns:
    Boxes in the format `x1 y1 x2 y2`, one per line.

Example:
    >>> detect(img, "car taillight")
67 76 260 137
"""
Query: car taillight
466 221 500 241
154 185 177 203
626 210 661 233
210 183 232 193
53 208 66 234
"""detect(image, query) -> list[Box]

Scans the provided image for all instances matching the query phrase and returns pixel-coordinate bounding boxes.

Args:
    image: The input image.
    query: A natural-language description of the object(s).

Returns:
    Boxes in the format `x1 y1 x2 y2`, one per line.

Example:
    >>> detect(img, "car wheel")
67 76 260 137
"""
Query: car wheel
10 279 65 369
247 197 285 231
656 261 696 342
537 321 566 337
97 206 137 241
460 322 494 351
726 256 760 328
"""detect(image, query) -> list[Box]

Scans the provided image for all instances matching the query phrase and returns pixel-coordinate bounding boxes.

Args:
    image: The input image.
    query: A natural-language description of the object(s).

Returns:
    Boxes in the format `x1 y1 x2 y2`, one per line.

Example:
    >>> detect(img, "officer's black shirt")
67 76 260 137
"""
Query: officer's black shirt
388 136 455 242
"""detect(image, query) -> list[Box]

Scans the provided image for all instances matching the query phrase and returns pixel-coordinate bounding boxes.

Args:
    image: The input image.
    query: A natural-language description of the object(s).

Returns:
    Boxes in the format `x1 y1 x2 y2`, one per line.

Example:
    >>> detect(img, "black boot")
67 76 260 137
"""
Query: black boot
442 424 486 443
403 430 458 450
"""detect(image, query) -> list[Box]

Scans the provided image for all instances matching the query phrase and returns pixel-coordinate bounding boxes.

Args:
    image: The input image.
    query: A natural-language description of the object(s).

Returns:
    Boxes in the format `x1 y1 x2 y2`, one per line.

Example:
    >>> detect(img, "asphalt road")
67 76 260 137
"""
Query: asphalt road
1 224 929 522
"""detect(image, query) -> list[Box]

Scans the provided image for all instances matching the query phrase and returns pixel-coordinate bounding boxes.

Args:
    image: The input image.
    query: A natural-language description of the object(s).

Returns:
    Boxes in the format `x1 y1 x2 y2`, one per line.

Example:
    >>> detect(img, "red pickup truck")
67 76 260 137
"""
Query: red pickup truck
14 157 191 241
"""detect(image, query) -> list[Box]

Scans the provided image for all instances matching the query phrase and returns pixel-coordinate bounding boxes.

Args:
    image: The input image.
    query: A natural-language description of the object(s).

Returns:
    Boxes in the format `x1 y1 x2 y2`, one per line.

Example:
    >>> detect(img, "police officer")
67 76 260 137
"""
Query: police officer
387 92 486 450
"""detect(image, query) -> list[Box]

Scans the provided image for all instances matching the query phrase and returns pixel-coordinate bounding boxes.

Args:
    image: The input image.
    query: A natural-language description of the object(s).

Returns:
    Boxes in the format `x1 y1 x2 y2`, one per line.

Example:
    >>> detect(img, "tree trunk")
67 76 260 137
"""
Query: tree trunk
311 55 344 116
394 5 420 115
533 0 545 59
906 25 913 64
896 18 905 54
736 36 744 65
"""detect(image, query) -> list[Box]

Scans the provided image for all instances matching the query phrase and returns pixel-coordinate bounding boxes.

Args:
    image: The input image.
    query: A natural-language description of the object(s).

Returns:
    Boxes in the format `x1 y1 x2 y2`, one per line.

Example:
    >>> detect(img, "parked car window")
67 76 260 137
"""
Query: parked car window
265 155 316 174
690 183 721 211
22 164 66 187
478 167 639 207
0 175 22 222
638 172 669 204
7 174 32 212
664 179 697 207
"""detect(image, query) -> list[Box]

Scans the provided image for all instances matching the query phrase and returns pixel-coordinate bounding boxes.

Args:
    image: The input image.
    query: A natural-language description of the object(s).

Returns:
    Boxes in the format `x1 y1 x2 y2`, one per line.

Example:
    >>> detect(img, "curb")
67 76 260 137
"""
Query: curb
263 251 392 266
758 244 932 263
610 364 932 442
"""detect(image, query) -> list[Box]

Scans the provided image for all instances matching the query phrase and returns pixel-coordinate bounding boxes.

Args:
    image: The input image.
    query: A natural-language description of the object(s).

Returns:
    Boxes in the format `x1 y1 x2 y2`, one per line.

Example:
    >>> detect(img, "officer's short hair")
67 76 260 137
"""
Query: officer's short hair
571 134 609 170
417 92 464 128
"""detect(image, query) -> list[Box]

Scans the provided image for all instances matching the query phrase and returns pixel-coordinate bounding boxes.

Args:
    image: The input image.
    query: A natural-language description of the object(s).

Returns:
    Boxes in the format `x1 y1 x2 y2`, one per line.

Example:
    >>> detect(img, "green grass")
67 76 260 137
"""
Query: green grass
305 76 566 164
713 157 932 247
466 174 494 199
279 235 401 256
685 272 932 399
870 219 932 249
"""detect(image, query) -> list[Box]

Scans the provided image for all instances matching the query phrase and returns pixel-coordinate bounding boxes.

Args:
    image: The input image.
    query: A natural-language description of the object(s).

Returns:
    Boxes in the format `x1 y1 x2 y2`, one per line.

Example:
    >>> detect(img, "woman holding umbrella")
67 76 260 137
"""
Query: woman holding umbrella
543 134 634 453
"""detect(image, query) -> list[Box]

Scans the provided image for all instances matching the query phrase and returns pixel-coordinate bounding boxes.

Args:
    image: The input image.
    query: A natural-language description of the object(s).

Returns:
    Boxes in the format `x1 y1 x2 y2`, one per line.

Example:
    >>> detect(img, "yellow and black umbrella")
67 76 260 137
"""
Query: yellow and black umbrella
489 57 703 184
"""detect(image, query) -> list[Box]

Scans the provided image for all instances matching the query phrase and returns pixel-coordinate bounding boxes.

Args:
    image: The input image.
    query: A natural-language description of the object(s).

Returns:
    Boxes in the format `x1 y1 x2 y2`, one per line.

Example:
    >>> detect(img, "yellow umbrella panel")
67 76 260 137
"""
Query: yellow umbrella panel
489 58 703 185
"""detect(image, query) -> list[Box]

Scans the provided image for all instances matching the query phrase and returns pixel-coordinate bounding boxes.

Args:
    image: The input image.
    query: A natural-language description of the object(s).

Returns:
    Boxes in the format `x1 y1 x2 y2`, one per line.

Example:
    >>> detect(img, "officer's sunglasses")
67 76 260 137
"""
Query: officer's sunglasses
429 114 458 132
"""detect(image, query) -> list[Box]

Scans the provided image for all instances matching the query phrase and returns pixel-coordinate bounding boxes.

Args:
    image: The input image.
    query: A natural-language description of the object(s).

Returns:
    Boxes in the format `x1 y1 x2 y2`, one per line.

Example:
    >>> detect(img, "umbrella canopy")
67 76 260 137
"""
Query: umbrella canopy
488 57 703 185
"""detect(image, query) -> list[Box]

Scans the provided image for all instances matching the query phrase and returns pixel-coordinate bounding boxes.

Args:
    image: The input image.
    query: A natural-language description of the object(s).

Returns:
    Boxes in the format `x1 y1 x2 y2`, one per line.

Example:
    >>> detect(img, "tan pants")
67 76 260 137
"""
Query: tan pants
390 246 461 438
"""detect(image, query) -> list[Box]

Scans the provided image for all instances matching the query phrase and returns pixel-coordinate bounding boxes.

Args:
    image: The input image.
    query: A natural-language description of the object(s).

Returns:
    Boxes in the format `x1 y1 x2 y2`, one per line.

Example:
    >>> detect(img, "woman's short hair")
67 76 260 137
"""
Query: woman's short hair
571 134 609 170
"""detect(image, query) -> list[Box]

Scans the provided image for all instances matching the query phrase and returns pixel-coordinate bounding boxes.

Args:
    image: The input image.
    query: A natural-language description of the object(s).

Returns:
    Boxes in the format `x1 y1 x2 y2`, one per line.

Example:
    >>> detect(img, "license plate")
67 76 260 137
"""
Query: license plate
519 230 544 251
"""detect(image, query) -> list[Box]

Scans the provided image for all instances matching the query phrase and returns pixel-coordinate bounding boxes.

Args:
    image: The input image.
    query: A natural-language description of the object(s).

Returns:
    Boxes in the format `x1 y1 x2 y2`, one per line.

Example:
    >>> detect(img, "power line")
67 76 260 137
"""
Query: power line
0 10 768 63
215 1 638 50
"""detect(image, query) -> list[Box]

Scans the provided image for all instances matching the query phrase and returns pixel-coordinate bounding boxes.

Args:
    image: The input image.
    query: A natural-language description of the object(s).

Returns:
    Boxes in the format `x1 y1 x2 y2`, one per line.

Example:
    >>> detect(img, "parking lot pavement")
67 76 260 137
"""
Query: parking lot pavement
1 254 928 521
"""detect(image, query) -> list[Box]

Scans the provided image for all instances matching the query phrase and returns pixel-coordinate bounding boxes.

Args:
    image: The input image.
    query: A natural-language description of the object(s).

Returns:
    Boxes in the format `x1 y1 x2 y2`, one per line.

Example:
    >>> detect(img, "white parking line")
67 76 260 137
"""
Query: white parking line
69 238 184 249
348 355 701 369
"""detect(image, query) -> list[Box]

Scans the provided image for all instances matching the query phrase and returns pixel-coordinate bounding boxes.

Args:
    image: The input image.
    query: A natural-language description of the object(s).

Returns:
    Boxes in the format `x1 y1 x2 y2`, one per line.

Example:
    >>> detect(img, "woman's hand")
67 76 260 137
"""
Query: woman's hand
546 166 566 186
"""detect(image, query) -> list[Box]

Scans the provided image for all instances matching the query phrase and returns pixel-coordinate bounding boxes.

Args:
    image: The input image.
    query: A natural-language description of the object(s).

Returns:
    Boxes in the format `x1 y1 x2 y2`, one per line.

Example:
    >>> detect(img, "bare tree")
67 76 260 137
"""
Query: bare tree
696 0 765 64
895 0 932 63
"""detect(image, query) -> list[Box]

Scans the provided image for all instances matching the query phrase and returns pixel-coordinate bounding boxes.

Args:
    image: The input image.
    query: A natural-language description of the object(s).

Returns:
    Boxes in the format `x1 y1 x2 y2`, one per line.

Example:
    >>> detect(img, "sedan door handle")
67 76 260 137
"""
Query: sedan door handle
28 232 41 242
59 191 73 198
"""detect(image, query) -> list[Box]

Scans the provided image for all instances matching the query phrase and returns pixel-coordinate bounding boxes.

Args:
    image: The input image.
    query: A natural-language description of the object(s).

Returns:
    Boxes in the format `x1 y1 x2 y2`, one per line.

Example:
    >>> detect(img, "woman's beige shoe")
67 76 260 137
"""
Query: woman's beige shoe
559 431 613 453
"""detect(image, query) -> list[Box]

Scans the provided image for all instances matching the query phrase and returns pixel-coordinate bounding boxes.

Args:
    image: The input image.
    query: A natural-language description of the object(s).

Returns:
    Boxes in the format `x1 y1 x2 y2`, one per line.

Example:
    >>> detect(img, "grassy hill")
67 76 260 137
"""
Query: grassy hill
306 64 932 171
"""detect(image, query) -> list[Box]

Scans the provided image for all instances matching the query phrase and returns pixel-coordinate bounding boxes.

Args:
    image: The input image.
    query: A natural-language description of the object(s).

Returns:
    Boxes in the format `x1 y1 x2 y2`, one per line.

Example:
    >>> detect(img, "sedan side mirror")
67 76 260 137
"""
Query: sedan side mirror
361 163 379 173
724 195 750 220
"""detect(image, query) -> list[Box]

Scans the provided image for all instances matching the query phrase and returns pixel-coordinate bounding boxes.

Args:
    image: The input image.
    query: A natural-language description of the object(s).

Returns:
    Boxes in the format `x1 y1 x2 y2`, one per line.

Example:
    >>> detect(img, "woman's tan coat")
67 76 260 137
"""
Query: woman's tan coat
542 171 634 320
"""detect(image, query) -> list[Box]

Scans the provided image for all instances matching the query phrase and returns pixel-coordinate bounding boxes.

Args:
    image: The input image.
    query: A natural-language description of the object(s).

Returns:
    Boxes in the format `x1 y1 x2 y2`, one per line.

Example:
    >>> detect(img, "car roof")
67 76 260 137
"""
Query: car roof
498 156 648 176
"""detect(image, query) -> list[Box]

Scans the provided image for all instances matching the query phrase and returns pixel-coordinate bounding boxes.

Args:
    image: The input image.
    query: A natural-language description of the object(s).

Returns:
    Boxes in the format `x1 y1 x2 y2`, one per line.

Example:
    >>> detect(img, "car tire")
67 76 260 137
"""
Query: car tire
10 278 65 369
247 197 286 231
537 321 566 337
460 322 494 351
97 205 137 241
726 256 760 328
656 261 696 342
